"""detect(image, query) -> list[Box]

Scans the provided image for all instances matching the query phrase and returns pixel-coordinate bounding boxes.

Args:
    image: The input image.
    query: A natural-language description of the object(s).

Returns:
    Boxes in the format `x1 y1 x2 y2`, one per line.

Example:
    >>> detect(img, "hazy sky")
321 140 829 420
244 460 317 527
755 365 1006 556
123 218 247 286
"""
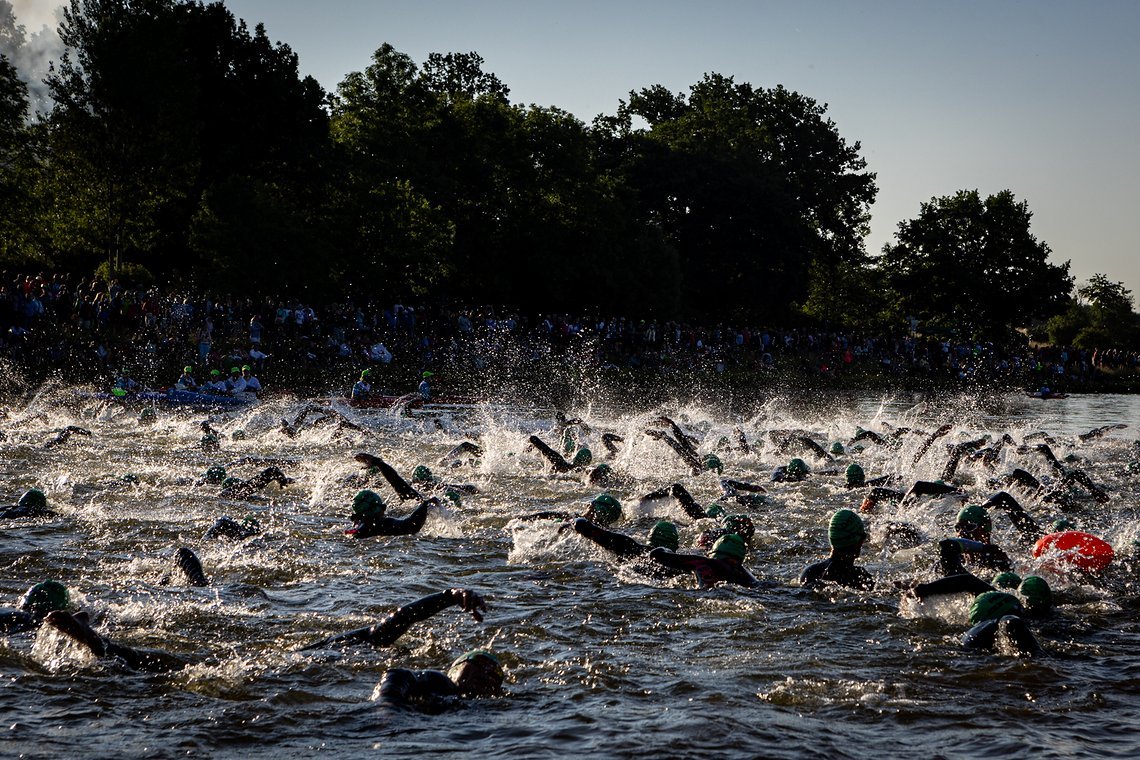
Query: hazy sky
11 1 1140 303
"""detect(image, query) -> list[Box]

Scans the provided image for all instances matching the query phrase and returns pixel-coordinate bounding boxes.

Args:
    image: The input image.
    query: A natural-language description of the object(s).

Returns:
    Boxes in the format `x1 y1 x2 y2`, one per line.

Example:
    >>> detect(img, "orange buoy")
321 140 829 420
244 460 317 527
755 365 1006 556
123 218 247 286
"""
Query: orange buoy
1033 531 1114 572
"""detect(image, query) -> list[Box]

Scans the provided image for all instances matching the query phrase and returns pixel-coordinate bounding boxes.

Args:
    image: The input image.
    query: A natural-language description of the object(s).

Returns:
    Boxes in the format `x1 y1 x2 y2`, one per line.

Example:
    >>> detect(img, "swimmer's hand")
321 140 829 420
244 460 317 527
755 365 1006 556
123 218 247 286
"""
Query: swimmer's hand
449 588 487 623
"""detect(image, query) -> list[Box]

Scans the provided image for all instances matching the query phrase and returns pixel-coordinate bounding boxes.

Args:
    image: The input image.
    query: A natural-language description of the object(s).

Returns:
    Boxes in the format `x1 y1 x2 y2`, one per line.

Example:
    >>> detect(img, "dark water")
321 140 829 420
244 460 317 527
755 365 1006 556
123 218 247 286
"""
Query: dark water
3 388 1140 758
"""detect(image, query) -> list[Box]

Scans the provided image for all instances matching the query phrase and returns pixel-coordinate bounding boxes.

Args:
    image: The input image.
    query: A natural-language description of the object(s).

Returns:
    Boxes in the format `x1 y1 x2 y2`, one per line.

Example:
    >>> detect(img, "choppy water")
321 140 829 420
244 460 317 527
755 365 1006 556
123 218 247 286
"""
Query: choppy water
3 387 1140 758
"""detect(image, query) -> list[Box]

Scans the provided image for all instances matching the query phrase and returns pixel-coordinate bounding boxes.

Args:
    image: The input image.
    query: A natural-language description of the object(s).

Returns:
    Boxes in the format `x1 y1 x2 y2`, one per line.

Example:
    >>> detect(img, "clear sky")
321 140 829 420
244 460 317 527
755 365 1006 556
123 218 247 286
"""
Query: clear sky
11 1 1140 304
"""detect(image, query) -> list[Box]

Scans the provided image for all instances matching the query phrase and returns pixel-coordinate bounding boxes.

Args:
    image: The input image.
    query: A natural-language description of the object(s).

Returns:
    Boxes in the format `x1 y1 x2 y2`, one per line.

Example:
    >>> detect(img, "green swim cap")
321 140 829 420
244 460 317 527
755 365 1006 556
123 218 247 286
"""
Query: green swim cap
968 590 1024 625
991 571 1022 590
1018 576 1052 614
592 463 612 477
845 463 866 487
563 430 577 454
352 489 385 518
201 433 219 448
229 366 240 374
138 407 156 420
589 494 621 525
787 458 809 477
723 514 755 543
828 508 867 550
221 476 241 489
573 447 593 467
204 465 227 484
231 429 247 441
120 473 139 484
705 503 726 519
704 454 724 474
444 489 462 507
649 520 680 551
447 649 503 682
1051 518 1074 532
423 371 434 379
20 580 70 616
111 387 128 397
242 365 251 372
712 532 747 562
412 465 435 483
360 369 371 379
956 504 992 534
830 441 845 455
210 369 221 376
183 366 193 373
18 488 47 510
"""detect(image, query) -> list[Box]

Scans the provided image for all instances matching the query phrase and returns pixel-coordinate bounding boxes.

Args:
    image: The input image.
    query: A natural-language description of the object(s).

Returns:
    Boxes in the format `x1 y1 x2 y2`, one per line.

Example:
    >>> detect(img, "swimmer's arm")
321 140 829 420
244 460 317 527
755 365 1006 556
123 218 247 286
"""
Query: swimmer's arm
527 435 574 472
912 573 993 600
354 453 423 500
304 589 486 650
0 609 37 633
573 518 645 560
670 483 706 519
648 547 700 571
982 492 1041 541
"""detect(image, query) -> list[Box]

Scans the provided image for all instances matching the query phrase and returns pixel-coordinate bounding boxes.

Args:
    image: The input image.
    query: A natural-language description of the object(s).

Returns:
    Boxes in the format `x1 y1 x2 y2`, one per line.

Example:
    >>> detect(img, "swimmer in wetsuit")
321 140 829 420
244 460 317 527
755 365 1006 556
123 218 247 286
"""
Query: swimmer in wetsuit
0 580 71 633
800 509 874 591
346 489 438 538
301 588 501 708
573 518 683 578
0 488 54 519
649 533 761 589
936 504 1013 576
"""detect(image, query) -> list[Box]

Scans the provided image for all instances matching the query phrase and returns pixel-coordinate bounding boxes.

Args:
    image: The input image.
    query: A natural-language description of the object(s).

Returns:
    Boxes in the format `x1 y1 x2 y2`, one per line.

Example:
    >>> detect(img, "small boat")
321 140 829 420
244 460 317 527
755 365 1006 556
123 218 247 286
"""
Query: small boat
1026 390 1069 400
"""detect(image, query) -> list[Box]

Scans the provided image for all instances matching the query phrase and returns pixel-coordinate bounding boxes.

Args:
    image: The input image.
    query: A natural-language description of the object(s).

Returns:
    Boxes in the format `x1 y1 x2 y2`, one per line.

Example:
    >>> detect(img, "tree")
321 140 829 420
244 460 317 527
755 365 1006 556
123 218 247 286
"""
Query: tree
43 0 331 281
598 74 877 320
879 189 1072 340
1073 274 1137 348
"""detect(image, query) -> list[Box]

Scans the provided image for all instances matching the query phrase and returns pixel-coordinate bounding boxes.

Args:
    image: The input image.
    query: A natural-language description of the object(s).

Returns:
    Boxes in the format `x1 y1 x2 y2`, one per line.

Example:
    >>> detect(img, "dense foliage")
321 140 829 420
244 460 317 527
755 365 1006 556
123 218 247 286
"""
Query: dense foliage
3 0 1127 343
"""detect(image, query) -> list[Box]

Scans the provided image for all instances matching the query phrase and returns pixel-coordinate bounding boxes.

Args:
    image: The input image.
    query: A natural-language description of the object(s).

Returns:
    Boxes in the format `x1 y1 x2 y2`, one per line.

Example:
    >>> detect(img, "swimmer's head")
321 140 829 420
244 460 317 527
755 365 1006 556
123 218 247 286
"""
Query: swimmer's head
352 489 386 519
443 489 462 507
572 447 593 467
955 504 992 541
830 441 845 455
787 458 809 478
828 509 867 551
1018 576 1052 615
649 520 680 551
705 503 726 519
587 494 621 526
360 369 371 380
859 495 877 513
703 454 724 474
589 463 612 481
210 369 221 377
20 580 70 618
723 514 755 543
845 463 865 487
968 591 1024 625
18 488 47 511
231 429 246 441
448 649 504 697
990 572 1022 590
1051 518 1075 532
183 366 193 374
412 465 435 483
229 366 240 375
204 465 227 484
711 532 747 563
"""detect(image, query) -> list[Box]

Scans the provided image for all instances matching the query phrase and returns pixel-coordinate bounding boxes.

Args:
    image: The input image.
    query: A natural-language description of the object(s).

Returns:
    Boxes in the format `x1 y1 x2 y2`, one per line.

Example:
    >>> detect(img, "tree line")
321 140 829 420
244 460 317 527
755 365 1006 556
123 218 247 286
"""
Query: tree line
0 0 1136 348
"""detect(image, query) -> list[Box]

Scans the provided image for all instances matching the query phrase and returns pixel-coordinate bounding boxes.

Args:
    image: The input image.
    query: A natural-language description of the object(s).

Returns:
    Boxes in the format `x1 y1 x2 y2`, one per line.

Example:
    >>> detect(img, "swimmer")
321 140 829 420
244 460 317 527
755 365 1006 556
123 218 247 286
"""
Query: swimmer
573 519 684 579
203 515 262 541
304 588 501 708
936 504 1013 576
354 453 473 503
219 467 293 499
345 489 439 538
959 591 1045 657
522 494 623 527
649 533 761 589
800 509 874 591
0 488 54 519
0 580 71 633
43 610 193 672
771 458 811 483
44 425 93 449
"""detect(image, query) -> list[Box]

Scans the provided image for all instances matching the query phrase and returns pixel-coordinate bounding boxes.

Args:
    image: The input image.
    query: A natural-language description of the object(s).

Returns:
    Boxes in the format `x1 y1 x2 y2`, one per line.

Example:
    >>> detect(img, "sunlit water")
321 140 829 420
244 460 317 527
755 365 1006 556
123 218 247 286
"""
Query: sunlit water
3 386 1140 758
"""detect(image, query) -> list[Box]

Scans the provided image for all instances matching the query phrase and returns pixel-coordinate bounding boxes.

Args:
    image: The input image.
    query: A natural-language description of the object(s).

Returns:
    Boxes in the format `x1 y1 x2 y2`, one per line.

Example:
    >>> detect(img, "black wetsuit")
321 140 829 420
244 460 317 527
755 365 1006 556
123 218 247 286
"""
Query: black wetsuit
0 609 39 633
347 500 433 538
572 518 681 579
800 557 874 591
648 548 760 588
962 615 1045 657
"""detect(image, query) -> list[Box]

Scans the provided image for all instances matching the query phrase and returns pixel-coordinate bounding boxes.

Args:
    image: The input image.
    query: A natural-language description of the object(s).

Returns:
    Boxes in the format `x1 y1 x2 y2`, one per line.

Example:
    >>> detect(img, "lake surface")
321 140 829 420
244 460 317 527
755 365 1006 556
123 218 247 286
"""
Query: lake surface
2 388 1140 758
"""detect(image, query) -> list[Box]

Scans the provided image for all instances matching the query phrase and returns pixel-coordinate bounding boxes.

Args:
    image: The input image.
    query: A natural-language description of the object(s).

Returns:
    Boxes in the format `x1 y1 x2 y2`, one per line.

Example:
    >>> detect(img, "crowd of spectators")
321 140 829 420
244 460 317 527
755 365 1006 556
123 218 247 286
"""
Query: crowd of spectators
1 270 1137 395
